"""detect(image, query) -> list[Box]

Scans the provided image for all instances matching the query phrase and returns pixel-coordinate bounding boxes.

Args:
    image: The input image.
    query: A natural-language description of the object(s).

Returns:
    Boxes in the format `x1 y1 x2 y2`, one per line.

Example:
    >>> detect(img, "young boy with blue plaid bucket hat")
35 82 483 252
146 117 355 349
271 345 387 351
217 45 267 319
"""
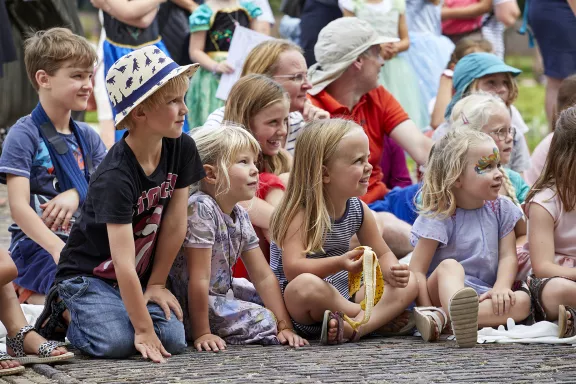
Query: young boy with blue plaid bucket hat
35 46 205 363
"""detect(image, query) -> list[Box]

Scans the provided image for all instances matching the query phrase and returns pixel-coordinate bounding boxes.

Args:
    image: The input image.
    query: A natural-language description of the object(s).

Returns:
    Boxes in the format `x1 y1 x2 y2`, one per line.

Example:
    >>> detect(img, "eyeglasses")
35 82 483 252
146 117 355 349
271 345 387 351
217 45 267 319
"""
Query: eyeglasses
273 73 308 85
489 126 516 141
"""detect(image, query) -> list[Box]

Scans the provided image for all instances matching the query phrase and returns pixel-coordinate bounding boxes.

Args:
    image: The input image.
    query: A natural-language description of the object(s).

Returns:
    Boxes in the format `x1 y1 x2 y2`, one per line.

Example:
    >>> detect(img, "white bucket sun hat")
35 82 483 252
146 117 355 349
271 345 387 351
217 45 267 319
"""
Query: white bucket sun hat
105 45 199 128
308 17 399 96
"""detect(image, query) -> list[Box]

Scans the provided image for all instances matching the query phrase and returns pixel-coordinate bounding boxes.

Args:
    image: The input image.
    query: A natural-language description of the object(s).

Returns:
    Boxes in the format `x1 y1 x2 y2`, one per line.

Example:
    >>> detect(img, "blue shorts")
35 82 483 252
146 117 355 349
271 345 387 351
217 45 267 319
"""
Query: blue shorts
368 184 420 225
11 238 57 295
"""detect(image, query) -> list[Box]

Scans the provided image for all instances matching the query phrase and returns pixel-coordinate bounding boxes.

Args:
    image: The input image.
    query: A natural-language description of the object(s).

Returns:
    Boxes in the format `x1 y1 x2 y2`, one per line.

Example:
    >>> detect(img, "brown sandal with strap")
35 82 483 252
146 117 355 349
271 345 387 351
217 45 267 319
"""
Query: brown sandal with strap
6 325 74 365
0 352 24 377
558 305 576 338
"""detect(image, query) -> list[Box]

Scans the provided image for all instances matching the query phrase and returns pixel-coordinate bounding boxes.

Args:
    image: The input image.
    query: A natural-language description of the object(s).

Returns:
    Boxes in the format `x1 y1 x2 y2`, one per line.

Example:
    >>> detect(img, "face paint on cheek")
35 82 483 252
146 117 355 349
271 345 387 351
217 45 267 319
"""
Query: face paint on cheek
474 147 500 175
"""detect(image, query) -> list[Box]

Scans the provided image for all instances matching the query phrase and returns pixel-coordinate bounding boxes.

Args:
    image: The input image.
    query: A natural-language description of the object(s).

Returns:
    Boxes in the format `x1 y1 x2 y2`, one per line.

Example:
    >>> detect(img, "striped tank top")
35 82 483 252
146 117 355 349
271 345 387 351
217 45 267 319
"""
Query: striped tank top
270 197 365 299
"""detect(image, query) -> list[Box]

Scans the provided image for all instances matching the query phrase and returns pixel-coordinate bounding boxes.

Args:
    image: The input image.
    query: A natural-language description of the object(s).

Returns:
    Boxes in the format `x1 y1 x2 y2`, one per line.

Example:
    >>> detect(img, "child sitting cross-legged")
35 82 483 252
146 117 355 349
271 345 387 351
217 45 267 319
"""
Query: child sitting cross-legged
35 46 205 363
169 124 308 351
410 129 532 348
270 118 418 344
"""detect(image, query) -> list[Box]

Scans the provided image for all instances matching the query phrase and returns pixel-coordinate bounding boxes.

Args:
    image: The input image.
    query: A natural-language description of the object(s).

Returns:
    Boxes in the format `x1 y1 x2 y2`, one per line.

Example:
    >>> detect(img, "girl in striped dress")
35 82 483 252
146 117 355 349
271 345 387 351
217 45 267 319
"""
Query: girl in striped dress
269 119 418 344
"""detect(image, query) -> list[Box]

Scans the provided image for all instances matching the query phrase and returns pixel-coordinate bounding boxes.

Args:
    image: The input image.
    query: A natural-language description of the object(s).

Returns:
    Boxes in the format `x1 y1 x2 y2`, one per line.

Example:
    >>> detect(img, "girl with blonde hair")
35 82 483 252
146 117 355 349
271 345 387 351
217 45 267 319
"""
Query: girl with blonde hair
169 124 308 350
204 39 329 153
270 118 418 344
223 74 291 277
409 129 531 348
449 92 529 246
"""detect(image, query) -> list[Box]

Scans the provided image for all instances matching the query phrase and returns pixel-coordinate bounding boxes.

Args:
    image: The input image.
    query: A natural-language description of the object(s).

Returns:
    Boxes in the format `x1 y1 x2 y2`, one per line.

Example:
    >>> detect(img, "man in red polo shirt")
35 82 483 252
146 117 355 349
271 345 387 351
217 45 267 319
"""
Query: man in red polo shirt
308 17 433 256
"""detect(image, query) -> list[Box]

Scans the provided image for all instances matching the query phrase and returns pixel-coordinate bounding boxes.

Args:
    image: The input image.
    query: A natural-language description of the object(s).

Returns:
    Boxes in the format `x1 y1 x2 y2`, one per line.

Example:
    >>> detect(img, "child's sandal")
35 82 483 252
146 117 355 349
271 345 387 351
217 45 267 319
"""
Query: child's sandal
414 306 447 342
0 352 24 377
34 286 67 342
558 305 576 338
449 287 479 348
320 310 359 345
7 325 74 365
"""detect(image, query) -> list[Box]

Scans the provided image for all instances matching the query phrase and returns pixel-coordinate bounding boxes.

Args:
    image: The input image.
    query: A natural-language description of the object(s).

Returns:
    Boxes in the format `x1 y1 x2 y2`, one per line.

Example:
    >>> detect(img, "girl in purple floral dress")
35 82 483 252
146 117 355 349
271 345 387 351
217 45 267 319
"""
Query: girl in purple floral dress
169 124 307 351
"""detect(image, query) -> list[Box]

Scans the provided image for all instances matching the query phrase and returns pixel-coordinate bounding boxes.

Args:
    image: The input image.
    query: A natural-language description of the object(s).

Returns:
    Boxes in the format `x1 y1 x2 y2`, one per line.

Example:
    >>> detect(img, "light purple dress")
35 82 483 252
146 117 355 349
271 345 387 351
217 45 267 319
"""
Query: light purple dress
169 192 279 345
410 196 522 294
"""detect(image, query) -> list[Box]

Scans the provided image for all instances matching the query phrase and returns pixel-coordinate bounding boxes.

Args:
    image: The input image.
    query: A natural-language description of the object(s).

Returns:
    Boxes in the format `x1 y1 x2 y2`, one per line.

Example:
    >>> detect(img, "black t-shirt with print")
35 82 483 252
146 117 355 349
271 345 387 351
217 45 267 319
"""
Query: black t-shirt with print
55 133 205 285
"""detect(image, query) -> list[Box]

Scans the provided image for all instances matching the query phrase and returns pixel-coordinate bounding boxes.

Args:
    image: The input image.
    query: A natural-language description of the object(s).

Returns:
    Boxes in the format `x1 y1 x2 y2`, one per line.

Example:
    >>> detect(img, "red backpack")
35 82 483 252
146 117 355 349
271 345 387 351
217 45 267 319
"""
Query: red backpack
442 0 484 36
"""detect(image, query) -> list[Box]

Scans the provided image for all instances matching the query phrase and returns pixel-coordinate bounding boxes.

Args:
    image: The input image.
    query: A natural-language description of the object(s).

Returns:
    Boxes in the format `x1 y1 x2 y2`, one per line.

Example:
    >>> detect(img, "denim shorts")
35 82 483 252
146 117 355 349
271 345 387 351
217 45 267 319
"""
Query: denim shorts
58 276 187 358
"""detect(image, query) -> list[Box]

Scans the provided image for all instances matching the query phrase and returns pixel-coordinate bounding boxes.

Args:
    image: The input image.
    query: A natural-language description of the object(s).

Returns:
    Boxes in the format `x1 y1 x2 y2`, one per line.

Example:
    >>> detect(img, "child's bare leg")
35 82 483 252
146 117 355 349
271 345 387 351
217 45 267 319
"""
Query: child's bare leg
427 259 467 314
540 278 576 320
0 250 17 287
353 271 419 337
0 284 68 357
478 290 531 327
283 273 364 341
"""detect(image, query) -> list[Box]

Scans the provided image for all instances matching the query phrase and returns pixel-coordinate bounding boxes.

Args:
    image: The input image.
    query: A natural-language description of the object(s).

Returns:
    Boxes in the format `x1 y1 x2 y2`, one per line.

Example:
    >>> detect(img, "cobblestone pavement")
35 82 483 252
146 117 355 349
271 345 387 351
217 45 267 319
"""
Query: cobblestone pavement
1 185 576 383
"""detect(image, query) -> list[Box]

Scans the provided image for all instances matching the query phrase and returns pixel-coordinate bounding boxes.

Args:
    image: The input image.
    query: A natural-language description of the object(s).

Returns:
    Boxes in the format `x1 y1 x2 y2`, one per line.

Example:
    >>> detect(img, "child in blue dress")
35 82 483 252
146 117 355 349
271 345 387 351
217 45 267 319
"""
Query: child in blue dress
186 0 264 127
409 129 532 348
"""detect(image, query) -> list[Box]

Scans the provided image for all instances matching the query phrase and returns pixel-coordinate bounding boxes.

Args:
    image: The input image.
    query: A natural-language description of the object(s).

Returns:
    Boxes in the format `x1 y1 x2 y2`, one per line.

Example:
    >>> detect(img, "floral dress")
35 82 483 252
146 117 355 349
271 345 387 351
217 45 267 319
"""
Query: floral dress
185 1 262 128
169 192 279 345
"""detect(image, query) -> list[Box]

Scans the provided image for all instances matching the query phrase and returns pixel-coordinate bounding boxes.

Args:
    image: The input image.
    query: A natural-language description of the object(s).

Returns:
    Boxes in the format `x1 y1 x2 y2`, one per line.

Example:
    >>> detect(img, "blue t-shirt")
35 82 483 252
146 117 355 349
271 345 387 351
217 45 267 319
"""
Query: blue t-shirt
0 115 107 248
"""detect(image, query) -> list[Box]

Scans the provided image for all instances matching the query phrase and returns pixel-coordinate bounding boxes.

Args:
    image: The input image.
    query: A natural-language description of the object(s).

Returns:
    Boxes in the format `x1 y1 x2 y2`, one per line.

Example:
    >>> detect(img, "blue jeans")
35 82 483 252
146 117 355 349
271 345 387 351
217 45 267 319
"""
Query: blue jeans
368 184 420 225
57 276 187 359
299 0 342 66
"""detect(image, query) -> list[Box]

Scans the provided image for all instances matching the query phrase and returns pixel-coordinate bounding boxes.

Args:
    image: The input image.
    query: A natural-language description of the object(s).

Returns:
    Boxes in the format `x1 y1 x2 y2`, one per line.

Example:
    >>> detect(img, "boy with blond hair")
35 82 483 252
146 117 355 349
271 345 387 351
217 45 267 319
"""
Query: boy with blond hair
0 28 107 305
36 45 203 363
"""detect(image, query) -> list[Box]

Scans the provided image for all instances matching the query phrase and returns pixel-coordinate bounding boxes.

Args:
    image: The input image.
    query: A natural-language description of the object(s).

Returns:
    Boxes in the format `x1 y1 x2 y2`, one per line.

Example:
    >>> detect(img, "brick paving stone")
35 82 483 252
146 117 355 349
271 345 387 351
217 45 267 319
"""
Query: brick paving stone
20 339 576 384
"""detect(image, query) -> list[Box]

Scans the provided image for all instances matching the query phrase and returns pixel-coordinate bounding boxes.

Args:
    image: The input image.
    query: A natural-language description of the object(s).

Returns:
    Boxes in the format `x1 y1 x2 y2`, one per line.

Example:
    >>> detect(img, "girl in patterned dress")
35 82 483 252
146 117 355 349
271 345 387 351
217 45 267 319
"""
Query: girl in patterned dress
269 118 418 344
409 129 531 348
169 124 307 351
186 0 266 127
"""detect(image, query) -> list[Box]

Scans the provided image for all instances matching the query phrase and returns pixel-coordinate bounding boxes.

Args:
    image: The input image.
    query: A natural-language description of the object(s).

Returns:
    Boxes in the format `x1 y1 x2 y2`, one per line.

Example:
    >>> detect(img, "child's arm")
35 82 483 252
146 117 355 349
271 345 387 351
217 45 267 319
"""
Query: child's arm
529 204 576 280
171 0 199 12
430 73 453 129
185 247 227 352
357 203 410 287
441 0 493 20
91 0 165 28
250 18 270 35
494 0 520 27
108 223 171 363
6 175 74 263
394 14 410 54
143 187 190 321
480 230 517 316
239 197 275 231
282 211 364 281
242 247 308 347
408 238 439 307
188 31 234 74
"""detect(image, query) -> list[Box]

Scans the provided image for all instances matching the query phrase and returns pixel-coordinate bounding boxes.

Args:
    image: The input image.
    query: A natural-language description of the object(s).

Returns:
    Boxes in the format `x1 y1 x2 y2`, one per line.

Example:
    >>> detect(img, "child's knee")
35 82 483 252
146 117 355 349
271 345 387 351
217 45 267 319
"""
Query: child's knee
437 259 464 275
513 291 532 320
284 273 327 301
0 259 18 285
158 319 187 355
542 278 576 304
69 324 136 359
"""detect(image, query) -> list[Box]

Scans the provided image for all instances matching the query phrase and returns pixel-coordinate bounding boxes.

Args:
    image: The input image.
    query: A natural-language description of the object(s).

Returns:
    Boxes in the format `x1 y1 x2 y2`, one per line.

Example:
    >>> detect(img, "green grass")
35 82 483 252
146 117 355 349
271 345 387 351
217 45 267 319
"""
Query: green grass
85 111 98 124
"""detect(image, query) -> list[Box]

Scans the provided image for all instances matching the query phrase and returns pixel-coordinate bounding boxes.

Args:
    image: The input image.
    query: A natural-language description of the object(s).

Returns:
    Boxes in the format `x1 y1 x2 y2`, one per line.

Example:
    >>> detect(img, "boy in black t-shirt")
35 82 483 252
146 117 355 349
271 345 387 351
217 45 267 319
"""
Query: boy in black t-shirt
36 46 203 363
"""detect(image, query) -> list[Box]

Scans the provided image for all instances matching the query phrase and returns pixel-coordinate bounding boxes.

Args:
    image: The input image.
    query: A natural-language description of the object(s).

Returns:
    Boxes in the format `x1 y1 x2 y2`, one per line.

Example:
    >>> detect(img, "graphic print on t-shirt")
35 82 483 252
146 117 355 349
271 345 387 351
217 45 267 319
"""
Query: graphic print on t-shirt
92 173 178 280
